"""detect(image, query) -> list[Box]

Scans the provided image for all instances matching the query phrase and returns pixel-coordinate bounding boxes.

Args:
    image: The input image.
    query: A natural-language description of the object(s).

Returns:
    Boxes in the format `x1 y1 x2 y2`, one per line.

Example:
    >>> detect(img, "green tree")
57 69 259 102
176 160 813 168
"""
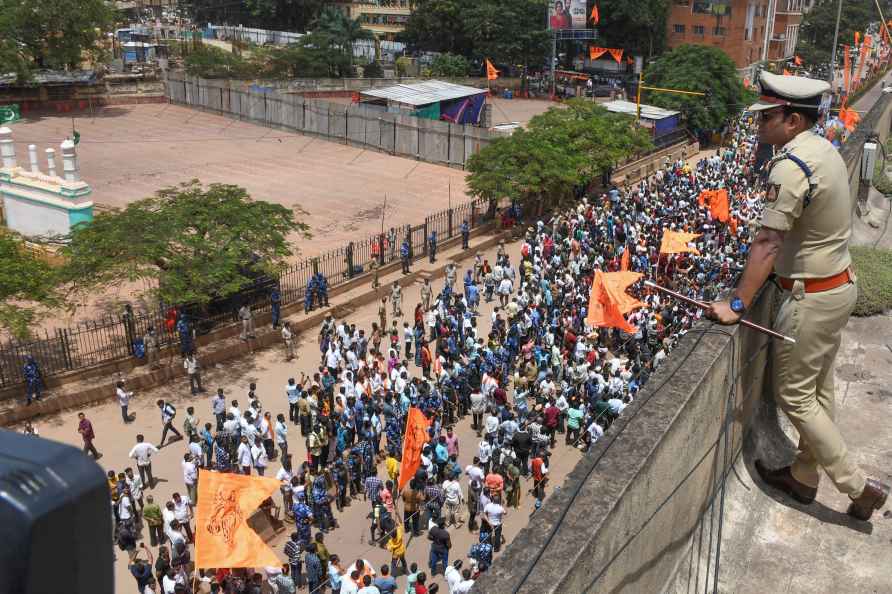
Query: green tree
402 0 549 70
462 0 550 69
0 230 59 339
316 6 374 71
467 100 652 214
596 0 670 59
797 0 876 67
401 0 472 55
60 181 309 309
0 0 113 79
183 0 325 33
430 53 470 77
643 44 753 134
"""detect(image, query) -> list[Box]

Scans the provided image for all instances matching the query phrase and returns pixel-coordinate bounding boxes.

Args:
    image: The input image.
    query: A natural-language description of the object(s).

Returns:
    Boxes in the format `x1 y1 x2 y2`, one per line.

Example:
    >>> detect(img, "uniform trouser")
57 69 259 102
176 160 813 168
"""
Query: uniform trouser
774 281 866 497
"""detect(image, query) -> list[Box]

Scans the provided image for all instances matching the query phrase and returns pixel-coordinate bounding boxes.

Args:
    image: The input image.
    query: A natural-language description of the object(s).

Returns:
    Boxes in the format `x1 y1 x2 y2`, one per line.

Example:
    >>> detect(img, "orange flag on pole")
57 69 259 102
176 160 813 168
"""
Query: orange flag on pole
794 55 802 66
855 31 860 47
697 189 715 207
485 59 500 81
659 230 701 255
398 407 431 493
729 217 738 236
620 247 630 271
783 69 792 76
591 4 600 24
585 270 644 334
194 469 282 569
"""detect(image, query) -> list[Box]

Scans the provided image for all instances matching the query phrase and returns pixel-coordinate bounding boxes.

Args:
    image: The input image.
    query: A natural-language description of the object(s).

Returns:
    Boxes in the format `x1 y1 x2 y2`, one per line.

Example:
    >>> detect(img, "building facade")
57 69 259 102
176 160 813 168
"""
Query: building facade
334 1 412 41
666 0 811 70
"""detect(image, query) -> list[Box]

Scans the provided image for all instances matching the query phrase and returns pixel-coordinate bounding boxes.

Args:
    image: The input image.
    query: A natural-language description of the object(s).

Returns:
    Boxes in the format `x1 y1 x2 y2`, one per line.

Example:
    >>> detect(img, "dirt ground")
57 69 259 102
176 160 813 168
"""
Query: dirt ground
24 236 585 593
9 103 470 257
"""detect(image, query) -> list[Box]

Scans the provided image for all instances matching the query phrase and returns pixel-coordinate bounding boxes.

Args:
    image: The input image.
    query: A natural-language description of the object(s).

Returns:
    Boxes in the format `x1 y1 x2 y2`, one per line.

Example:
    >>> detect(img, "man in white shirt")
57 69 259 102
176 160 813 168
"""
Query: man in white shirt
252 436 269 476
477 439 493 475
442 476 463 527
171 492 193 543
275 413 289 461
483 500 506 552
182 453 198 503
129 434 159 488
212 390 227 431
237 436 253 474
116 380 133 424
118 487 134 526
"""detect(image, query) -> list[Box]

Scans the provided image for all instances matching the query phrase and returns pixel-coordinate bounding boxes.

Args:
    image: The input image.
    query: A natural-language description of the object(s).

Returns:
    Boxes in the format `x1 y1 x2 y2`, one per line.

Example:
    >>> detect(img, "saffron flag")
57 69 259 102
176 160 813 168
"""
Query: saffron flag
590 46 608 60
783 69 792 76
194 469 282 569
485 59 500 81
608 48 624 64
855 31 860 47
840 107 860 131
709 188 730 223
855 41 869 84
620 247 630 271
398 407 431 492
585 270 644 334
659 230 701 255
729 217 738 236
697 189 715 207
591 4 600 24
794 55 802 66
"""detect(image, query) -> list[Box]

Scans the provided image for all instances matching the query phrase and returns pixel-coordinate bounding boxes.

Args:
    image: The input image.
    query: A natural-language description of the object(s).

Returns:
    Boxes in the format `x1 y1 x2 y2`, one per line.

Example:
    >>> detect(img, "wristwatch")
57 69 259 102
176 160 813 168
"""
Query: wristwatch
730 295 747 314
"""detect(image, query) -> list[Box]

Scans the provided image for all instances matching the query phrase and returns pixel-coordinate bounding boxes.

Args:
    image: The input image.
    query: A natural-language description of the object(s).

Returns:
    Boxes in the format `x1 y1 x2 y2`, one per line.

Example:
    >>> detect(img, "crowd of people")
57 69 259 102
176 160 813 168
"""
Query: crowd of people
64 115 764 594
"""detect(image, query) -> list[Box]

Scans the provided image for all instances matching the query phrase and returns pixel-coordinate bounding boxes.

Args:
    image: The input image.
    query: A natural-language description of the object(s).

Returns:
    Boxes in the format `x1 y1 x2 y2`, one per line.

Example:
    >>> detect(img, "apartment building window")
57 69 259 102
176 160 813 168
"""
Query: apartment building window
693 25 705 35
674 24 686 33
713 26 727 36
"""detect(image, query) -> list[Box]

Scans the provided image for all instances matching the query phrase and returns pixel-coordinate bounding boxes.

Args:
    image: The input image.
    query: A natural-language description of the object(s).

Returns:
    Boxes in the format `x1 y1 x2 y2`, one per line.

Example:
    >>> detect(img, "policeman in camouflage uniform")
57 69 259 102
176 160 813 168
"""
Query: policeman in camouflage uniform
709 71 888 521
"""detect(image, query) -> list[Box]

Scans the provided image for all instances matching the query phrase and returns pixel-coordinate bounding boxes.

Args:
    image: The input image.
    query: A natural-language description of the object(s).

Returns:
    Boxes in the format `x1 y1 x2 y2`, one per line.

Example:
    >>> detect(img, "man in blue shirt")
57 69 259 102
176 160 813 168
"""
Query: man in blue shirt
460 219 470 249
400 239 411 274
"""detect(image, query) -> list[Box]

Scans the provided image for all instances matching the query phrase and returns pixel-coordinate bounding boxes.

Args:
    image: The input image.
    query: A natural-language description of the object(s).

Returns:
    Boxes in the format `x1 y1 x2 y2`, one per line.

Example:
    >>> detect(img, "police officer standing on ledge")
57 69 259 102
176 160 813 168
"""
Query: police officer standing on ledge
708 71 889 521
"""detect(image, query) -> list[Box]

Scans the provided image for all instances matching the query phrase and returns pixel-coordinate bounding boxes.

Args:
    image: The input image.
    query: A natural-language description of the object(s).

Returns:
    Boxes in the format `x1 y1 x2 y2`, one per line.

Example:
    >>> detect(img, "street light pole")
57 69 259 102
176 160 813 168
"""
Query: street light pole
829 0 842 89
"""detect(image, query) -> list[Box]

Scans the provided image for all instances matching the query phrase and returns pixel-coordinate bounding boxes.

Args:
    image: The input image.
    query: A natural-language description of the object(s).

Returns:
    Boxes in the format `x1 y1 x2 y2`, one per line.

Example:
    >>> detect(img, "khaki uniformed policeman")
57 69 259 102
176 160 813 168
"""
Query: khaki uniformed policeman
708 71 889 521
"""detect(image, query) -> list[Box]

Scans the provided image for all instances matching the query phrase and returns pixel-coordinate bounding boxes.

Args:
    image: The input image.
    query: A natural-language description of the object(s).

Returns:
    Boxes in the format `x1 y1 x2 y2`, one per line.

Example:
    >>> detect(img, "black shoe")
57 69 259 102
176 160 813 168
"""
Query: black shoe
754 459 817 504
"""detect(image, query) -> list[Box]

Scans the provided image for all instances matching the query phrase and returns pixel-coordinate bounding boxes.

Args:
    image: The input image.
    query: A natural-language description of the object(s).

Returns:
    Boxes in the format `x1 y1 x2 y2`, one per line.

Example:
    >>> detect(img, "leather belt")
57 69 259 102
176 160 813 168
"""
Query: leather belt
778 269 852 293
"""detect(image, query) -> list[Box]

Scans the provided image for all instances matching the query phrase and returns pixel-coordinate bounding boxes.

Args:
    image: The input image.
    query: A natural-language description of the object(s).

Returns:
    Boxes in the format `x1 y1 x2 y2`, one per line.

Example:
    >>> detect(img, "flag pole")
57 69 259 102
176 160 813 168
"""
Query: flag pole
643 280 795 343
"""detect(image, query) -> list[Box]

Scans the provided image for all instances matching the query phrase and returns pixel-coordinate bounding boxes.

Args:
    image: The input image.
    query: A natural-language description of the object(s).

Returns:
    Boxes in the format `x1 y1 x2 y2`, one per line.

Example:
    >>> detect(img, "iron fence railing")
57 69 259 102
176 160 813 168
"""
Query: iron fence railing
0 197 496 390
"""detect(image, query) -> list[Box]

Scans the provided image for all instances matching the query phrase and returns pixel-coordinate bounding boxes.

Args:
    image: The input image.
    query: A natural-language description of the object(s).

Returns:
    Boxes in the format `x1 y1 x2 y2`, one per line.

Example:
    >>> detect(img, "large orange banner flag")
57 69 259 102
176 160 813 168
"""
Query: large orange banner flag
194 469 282 569
586 270 644 334
398 407 431 492
709 188 730 223
659 230 701 255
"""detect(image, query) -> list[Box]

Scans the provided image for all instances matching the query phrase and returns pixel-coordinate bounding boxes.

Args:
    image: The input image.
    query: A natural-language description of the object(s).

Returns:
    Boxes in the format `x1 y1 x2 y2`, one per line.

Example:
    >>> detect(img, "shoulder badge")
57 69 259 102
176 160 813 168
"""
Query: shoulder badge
765 183 781 203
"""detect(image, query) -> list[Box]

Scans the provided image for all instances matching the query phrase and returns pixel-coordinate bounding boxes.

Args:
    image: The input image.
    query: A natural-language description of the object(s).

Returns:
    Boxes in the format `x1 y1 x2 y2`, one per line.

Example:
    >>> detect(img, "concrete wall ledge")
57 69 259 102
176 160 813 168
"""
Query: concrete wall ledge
472 286 775 594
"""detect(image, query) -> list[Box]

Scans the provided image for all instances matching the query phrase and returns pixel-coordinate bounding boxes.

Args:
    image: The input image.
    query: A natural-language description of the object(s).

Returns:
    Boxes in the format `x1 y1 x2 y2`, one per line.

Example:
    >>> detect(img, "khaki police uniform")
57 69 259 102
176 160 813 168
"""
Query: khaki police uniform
754 72 867 498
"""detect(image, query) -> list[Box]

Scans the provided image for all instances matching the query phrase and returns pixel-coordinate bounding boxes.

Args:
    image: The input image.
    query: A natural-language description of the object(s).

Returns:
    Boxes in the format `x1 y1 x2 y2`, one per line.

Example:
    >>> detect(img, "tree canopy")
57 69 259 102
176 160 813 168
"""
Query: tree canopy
0 0 113 79
466 100 653 213
797 0 877 67
401 0 550 71
643 44 754 134
0 230 59 339
596 0 670 59
429 53 470 78
183 0 326 34
60 181 309 309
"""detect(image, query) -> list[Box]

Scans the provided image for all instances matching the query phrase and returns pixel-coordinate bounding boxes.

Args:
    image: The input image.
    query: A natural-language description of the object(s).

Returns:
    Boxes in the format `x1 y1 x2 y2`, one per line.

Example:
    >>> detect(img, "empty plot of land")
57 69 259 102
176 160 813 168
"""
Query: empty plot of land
10 103 471 255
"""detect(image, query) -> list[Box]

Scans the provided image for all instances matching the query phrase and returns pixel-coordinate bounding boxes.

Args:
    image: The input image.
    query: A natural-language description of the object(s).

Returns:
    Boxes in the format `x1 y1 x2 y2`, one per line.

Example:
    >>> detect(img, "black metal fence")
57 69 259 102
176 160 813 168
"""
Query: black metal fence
0 197 496 390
